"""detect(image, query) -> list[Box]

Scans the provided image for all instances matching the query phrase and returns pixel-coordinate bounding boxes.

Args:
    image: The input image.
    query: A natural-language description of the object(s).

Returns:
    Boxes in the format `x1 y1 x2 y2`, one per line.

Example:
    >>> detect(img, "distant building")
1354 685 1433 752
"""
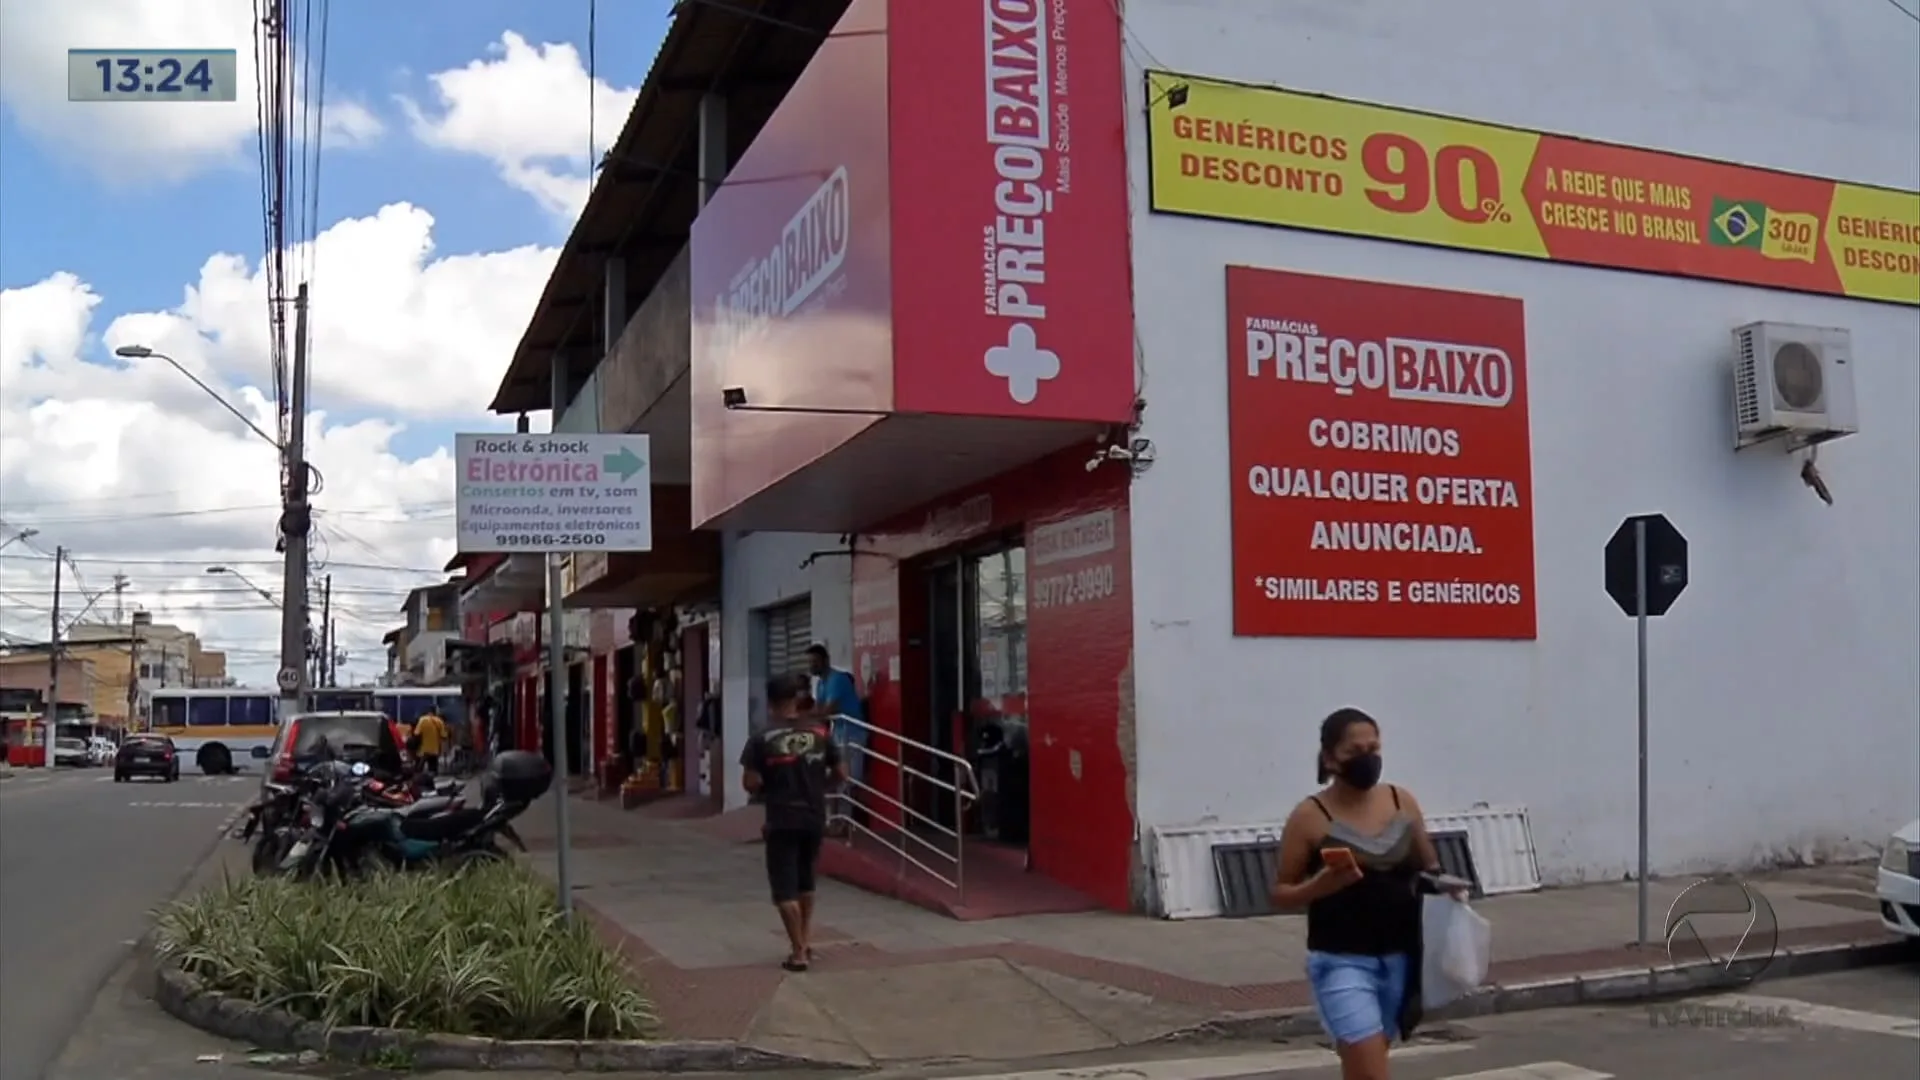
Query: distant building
383 582 462 686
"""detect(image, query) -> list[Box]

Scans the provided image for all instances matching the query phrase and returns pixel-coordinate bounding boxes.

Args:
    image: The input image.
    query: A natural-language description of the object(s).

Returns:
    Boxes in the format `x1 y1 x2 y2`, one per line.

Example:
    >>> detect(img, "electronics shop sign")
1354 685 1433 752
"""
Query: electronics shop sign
1226 267 1537 640
455 433 653 554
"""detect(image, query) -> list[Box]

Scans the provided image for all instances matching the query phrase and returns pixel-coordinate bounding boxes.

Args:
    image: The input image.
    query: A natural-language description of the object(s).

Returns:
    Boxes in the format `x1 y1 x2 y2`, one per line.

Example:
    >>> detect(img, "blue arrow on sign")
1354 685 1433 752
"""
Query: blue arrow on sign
603 445 645 482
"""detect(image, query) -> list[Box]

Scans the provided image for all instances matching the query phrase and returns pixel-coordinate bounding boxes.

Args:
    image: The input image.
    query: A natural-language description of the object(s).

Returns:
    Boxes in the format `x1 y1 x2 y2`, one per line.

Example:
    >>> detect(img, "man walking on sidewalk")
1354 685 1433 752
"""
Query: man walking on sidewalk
740 673 846 972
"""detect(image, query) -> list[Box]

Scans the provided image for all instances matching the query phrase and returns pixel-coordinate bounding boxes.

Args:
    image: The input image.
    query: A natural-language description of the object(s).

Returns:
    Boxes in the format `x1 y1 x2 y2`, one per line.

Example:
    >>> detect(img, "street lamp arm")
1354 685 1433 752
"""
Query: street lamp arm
114 346 283 451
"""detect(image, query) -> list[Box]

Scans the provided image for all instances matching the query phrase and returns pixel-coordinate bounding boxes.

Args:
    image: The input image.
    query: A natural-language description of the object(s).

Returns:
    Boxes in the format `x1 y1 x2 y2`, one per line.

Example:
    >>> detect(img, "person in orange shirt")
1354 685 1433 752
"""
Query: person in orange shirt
413 707 450 775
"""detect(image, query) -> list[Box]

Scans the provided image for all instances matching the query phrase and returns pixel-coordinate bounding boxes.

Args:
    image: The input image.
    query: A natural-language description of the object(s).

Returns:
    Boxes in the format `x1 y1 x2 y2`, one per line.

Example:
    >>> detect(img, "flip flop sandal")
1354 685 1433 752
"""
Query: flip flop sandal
781 958 809 972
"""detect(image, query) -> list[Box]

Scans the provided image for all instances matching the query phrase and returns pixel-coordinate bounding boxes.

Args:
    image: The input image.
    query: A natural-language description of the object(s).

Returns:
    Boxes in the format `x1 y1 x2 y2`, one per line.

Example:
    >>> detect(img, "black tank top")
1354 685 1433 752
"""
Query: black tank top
1304 786 1422 956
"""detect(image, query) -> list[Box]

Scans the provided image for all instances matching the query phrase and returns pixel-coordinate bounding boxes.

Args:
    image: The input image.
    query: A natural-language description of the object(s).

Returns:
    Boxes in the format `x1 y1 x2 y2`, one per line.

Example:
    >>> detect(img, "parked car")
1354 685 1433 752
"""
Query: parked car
264 711 407 790
115 734 181 782
1877 818 1920 939
51 736 90 767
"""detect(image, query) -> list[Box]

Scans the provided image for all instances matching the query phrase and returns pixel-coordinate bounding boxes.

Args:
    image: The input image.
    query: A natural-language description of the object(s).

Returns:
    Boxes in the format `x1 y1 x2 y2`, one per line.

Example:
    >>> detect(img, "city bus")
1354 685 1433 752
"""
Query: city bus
147 686 469 775
308 687 466 738
148 688 280 775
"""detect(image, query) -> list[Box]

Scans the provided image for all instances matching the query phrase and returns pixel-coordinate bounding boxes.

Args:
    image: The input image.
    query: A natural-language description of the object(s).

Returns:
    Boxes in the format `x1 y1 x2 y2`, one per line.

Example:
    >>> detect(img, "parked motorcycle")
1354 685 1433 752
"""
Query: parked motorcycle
276 750 551 879
237 740 459 874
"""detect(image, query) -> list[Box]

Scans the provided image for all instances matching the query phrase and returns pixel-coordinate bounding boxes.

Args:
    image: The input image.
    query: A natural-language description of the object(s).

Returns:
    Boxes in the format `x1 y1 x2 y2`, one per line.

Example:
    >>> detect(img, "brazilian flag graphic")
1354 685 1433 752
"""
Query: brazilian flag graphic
1709 198 1766 249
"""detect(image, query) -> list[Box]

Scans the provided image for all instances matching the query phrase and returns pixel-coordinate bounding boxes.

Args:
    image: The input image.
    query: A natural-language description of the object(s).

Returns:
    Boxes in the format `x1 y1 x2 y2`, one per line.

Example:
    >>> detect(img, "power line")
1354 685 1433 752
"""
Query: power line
0 553 447 574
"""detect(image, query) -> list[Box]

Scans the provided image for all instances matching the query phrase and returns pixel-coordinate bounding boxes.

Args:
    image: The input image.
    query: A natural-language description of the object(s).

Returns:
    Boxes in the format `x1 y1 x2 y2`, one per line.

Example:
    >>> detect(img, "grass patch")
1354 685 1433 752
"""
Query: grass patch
153 860 654 1040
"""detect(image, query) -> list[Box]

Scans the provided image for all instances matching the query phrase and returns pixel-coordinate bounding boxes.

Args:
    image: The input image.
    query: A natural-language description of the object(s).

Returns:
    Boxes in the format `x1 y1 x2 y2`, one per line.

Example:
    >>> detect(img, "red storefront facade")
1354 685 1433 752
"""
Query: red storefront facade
688 0 1142 909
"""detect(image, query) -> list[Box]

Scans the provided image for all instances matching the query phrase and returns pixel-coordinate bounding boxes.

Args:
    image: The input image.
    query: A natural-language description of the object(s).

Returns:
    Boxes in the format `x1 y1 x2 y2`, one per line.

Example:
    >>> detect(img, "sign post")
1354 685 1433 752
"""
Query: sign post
1604 512 1689 946
455 432 654 918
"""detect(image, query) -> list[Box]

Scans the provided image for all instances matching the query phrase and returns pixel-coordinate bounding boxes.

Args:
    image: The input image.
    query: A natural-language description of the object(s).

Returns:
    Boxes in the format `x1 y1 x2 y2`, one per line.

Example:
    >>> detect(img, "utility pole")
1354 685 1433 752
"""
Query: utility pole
111 572 128 626
45 546 64 762
319 575 332 687
126 630 142 730
278 282 312 719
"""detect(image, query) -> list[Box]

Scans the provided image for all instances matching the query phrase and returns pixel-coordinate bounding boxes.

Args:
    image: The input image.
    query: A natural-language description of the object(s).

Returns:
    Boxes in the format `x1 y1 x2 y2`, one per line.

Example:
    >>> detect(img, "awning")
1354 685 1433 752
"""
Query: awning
458 554 546 617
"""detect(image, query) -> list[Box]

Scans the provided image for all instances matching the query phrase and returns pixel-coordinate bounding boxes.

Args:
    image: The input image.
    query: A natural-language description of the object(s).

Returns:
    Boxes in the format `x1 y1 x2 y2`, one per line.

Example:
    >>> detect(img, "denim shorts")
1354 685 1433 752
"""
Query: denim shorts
1305 951 1409 1045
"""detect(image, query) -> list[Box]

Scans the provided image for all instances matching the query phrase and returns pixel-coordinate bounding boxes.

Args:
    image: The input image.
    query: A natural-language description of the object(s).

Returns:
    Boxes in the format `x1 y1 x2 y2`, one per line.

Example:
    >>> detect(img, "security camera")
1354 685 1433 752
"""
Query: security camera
721 386 748 409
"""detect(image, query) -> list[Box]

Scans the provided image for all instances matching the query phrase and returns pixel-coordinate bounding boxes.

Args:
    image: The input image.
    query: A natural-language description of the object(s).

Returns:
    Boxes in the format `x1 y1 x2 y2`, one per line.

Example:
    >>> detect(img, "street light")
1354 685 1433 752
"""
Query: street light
113 345 283 451
0 528 37 552
206 565 281 609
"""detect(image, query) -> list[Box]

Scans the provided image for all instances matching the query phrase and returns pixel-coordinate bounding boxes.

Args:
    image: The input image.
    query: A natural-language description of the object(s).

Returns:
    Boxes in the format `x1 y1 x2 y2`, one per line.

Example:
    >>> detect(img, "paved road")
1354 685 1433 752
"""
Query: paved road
1 766 252 1080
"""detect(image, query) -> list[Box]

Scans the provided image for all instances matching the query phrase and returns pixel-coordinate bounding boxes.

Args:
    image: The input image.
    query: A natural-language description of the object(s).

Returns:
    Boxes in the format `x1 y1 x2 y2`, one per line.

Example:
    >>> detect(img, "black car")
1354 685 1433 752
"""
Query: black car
115 734 181 782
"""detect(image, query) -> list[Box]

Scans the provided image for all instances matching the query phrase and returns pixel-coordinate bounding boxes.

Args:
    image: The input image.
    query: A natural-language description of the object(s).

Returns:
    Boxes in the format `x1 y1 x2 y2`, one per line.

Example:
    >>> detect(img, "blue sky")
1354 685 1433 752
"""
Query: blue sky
0 0 677 670
0 0 673 458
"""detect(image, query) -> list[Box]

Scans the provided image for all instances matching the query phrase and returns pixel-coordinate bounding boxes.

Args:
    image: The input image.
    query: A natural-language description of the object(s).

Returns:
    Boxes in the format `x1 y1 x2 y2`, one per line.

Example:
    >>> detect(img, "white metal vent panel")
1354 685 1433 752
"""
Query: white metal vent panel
1148 804 1540 919
1150 823 1286 920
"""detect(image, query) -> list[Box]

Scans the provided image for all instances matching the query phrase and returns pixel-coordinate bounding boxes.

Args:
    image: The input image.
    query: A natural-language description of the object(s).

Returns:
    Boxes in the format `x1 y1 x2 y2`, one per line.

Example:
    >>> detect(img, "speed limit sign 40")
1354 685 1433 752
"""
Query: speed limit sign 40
276 667 300 691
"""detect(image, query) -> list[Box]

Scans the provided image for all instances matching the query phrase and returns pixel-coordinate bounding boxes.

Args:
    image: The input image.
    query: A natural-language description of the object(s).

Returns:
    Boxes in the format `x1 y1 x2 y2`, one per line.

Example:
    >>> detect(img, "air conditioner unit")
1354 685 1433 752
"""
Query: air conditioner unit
1731 321 1858 450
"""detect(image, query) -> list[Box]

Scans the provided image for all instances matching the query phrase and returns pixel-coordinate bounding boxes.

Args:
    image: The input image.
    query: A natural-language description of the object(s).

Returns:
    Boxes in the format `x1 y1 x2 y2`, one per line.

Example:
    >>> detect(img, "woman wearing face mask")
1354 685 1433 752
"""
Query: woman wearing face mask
1270 708 1460 1080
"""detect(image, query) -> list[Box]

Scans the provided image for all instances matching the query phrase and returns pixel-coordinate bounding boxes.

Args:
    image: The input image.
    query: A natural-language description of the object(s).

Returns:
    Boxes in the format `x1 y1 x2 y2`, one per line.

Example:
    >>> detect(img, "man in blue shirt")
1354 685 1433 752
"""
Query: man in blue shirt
806 644 867 790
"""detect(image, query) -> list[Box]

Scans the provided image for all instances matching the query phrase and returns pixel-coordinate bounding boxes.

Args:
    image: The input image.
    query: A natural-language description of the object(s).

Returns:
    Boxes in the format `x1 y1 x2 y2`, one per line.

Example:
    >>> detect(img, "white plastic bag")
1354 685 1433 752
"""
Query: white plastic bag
1420 895 1491 1008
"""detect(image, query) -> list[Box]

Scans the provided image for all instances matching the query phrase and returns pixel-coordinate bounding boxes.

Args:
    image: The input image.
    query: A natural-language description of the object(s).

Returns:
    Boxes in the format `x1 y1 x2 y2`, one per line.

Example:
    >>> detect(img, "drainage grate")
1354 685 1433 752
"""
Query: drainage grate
1212 840 1283 917
1429 829 1484 899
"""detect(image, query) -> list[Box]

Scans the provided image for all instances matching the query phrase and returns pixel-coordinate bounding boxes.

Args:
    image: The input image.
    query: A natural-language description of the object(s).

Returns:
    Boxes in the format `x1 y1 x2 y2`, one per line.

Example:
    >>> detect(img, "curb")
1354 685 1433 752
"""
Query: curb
1158 936 1918 1043
154 935 1915 1070
151 962 831 1073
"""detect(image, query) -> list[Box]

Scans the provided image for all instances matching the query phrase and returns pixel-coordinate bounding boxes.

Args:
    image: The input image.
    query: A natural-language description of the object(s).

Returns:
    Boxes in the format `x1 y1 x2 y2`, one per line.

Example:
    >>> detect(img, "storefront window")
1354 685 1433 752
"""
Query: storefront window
971 546 1028 713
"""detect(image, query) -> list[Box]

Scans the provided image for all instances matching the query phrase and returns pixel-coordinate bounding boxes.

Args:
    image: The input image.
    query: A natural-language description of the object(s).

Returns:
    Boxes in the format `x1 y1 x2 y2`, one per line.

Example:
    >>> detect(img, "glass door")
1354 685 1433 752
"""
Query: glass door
924 561 963 830
968 546 1029 846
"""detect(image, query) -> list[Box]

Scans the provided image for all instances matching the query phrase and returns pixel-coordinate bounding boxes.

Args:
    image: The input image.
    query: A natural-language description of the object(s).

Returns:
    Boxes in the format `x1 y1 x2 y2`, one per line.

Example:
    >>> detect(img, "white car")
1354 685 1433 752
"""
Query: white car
51 737 90 767
1877 818 1920 939
87 737 116 766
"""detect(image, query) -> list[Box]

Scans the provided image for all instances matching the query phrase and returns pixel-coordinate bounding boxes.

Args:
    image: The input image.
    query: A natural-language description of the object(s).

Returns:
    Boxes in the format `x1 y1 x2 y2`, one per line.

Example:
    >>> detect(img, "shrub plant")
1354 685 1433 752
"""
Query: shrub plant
154 860 654 1040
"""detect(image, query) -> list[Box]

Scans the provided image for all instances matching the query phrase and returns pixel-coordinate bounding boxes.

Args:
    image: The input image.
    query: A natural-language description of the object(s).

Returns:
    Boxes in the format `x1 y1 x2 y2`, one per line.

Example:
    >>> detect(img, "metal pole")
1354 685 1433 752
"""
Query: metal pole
546 554 575 915
278 282 312 721
547 350 575 916
1634 518 1651 947
319 575 332 687
46 547 64 763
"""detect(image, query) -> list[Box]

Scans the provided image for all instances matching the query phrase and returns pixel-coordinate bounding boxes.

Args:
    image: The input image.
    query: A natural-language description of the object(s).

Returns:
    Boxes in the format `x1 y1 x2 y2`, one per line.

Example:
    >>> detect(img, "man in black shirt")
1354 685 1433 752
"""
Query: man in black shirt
739 673 846 971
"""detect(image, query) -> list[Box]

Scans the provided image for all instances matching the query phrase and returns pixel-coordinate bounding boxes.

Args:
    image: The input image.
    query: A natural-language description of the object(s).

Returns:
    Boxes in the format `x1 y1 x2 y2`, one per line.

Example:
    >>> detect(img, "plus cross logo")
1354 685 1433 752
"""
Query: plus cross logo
985 322 1060 405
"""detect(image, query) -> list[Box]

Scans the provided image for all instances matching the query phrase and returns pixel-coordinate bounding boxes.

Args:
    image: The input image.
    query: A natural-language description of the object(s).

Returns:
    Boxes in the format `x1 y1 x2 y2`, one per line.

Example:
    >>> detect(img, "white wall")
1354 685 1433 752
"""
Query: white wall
717 531 853 809
1125 0 1920 882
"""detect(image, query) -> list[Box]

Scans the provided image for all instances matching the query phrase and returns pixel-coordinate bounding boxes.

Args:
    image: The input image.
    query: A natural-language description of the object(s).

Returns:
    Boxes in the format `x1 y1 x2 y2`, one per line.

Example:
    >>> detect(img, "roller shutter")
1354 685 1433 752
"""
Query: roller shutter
760 599 812 679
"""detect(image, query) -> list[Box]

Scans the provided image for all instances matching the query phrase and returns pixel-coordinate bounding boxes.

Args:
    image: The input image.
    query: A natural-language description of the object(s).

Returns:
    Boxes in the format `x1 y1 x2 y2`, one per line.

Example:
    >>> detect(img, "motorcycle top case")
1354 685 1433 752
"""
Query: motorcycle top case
489 750 552 804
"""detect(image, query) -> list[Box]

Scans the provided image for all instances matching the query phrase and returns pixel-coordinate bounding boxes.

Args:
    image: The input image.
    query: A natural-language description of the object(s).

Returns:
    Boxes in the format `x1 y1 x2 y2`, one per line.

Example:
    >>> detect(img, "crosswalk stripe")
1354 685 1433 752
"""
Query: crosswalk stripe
1436 1066 1613 1080
955 1042 1472 1080
1694 994 1920 1040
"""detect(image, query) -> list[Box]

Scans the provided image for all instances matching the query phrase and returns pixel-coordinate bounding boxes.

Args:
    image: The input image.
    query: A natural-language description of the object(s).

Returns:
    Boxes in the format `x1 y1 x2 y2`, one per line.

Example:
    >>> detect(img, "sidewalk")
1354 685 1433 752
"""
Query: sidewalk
517 794 1901 1066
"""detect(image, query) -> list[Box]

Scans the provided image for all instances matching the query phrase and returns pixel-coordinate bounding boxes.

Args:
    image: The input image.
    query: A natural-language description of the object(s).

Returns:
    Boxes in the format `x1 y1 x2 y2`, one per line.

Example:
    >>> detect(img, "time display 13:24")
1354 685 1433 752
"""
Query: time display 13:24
68 50 238 102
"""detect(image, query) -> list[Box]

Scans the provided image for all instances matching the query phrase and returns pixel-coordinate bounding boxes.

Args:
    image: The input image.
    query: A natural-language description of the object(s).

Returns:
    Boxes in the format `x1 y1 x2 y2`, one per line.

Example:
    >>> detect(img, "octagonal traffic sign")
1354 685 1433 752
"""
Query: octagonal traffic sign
1605 513 1688 618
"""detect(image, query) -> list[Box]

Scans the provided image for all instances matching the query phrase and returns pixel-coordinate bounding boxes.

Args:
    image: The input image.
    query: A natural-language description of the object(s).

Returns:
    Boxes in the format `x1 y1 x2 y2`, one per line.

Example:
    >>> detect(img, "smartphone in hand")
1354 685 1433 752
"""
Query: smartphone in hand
1322 846 1361 873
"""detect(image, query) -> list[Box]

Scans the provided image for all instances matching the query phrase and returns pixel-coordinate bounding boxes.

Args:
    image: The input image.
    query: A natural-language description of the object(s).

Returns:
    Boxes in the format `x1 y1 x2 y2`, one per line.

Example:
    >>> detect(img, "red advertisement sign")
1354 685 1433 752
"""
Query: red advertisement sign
889 0 1137 419
1226 268 1536 639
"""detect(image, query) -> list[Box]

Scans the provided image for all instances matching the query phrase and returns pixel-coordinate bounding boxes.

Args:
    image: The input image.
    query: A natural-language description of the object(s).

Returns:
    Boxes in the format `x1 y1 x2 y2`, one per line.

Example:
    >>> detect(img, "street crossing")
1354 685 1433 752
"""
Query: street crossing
953 973 1920 1080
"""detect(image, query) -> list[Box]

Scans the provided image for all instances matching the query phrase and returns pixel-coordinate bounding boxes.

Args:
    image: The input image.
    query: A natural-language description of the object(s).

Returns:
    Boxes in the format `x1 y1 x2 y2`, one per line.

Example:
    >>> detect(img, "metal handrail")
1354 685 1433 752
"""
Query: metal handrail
823 712 978 899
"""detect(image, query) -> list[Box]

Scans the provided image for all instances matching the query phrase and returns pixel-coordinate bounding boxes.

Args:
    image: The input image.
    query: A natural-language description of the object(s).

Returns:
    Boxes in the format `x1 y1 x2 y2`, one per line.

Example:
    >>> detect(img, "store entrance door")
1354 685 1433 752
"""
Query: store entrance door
922 543 1031 847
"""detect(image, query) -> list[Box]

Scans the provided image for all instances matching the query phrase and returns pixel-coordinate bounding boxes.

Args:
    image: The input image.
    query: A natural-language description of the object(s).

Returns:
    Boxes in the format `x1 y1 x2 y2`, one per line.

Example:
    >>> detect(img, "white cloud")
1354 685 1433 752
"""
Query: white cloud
0 204 557 687
89 203 560 419
400 32 640 222
0 0 385 182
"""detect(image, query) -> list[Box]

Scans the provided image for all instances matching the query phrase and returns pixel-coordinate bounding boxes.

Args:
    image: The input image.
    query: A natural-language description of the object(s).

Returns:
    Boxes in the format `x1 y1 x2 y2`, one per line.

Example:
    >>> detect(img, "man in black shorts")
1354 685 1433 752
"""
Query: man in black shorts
739 673 846 971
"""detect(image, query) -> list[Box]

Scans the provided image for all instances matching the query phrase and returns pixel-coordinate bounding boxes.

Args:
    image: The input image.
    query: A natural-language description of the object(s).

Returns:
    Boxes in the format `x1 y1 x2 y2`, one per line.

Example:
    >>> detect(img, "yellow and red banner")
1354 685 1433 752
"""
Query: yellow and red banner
1145 72 1919 306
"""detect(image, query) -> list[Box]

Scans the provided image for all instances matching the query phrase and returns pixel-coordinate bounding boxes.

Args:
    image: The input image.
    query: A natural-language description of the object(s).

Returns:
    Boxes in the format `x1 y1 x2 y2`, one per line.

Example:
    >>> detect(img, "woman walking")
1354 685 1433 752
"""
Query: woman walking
1270 708 1464 1080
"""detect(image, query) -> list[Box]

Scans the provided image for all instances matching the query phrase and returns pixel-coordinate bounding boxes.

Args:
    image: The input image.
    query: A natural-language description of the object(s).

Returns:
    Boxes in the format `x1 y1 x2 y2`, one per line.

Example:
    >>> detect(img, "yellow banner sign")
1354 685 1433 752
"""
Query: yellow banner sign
1145 72 1919 306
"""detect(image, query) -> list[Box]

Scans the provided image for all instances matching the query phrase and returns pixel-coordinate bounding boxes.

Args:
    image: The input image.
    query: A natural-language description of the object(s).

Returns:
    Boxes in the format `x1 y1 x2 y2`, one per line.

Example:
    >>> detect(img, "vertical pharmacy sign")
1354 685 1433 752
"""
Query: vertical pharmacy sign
454 433 654 553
